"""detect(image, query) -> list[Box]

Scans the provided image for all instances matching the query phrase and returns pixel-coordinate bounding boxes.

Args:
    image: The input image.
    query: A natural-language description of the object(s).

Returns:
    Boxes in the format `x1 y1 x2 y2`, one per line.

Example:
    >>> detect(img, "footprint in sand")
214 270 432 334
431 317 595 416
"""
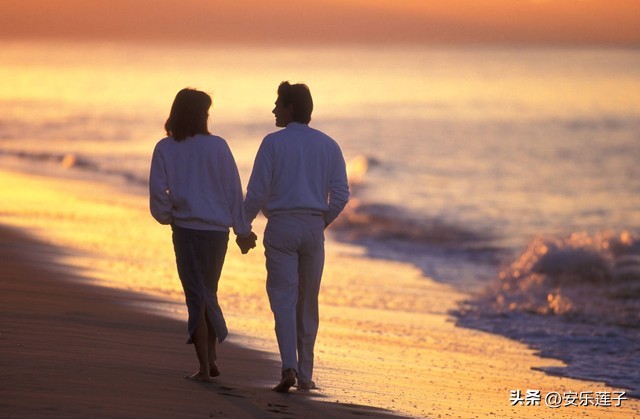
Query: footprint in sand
266 403 291 415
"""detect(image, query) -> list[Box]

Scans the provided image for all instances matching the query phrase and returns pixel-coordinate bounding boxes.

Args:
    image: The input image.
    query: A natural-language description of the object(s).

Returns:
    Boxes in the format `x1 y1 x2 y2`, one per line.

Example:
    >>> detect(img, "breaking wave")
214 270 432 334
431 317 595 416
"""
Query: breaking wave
478 230 640 327
455 230 640 397
336 154 493 249
0 149 147 187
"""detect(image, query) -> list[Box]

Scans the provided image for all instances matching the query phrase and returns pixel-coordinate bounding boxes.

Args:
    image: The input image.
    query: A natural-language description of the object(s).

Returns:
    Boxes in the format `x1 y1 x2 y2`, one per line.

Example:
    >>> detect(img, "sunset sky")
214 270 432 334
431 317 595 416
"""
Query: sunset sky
1 0 639 45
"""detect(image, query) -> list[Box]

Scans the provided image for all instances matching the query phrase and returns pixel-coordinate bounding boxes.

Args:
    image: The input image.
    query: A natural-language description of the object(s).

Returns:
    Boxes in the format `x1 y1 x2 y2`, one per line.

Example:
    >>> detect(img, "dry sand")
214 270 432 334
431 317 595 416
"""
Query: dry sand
0 226 398 418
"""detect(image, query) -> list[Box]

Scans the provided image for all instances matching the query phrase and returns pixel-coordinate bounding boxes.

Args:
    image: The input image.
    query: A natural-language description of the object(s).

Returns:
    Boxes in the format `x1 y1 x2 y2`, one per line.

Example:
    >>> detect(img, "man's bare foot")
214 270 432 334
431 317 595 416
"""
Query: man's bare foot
297 380 316 391
185 370 212 382
272 368 296 393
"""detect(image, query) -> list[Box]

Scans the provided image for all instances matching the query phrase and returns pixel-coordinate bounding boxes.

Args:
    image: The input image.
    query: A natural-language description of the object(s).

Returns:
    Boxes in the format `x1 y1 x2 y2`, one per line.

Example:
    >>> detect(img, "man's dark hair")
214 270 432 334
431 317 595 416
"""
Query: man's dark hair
277 81 313 124
164 88 211 141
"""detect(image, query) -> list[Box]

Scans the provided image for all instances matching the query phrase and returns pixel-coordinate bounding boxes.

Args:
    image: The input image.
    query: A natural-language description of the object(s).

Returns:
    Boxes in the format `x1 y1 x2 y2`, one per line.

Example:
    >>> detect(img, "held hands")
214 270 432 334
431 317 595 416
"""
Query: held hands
236 231 258 254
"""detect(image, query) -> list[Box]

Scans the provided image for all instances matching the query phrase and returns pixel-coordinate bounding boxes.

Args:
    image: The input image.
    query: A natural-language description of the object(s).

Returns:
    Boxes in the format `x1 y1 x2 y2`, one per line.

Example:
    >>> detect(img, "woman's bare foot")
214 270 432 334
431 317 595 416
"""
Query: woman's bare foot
185 370 212 382
210 362 221 377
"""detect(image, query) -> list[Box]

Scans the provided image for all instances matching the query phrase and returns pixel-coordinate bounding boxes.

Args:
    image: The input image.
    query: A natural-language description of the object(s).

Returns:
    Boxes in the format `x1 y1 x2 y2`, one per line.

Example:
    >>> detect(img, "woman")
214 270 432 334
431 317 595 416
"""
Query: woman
149 88 256 382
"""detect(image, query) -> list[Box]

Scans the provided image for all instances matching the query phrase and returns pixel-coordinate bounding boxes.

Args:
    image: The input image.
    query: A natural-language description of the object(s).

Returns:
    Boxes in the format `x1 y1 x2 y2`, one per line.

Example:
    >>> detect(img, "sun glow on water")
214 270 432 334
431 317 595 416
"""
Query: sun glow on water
3 42 639 129
2 40 640 415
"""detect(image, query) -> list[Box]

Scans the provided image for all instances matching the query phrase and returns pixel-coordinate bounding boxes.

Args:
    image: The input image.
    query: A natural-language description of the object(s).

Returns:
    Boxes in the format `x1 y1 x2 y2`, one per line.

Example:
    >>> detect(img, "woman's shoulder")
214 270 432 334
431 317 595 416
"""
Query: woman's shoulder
154 134 223 148
197 134 230 150
193 133 225 142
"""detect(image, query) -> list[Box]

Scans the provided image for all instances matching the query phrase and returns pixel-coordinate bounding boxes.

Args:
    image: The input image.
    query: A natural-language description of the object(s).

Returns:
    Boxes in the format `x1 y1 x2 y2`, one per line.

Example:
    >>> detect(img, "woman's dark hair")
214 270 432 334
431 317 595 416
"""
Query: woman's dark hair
277 81 313 124
164 88 212 141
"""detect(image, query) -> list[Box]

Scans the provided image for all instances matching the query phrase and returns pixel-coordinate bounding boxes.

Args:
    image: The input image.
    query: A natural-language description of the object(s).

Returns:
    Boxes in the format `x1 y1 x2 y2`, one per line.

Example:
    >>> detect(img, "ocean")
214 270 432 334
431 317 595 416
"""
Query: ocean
1 41 639 407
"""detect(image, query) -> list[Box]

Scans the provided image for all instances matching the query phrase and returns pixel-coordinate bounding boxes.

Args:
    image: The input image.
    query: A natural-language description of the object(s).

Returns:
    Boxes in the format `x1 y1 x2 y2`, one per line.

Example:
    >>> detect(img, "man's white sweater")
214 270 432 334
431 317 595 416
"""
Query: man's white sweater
244 123 350 226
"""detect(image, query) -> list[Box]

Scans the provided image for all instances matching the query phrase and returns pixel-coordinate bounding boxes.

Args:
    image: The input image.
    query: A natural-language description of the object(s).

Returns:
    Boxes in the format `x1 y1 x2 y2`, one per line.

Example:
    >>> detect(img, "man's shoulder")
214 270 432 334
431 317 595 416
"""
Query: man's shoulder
307 125 332 138
307 127 341 151
262 124 339 150
289 124 335 141
263 127 288 140
260 129 290 150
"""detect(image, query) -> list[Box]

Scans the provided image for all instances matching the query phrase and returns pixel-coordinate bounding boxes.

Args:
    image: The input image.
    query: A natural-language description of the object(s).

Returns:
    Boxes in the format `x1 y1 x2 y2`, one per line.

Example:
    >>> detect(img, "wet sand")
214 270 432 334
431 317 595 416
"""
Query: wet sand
0 226 398 418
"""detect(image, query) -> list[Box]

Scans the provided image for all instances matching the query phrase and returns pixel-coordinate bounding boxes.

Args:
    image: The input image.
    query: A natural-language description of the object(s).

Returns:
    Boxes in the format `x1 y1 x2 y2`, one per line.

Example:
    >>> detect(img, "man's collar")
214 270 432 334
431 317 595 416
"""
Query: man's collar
286 122 308 128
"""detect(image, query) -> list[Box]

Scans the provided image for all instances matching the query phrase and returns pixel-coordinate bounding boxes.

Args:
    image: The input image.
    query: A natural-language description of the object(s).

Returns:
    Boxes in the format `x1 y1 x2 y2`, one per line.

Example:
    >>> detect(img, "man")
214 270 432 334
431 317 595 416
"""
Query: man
244 81 349 392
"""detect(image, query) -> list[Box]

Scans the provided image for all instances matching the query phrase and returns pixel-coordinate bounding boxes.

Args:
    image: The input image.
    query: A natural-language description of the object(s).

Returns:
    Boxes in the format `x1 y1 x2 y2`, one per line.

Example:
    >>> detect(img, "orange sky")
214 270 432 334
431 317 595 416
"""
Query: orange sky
1 0 639 45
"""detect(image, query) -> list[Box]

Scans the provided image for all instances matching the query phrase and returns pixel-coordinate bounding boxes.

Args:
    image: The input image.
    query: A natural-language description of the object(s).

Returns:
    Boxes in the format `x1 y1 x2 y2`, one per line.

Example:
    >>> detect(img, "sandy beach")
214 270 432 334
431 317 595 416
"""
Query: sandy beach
1 168 638 419
0 225 399 418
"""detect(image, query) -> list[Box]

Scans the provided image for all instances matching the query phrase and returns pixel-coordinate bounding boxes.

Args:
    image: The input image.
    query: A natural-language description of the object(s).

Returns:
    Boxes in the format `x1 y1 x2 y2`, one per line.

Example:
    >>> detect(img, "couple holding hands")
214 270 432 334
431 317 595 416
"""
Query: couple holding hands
149 82 350 393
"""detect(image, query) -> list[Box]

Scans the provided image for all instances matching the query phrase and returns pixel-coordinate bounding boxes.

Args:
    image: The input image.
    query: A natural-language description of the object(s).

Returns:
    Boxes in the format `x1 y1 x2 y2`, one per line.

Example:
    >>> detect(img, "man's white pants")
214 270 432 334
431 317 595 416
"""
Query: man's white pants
264 213 325 384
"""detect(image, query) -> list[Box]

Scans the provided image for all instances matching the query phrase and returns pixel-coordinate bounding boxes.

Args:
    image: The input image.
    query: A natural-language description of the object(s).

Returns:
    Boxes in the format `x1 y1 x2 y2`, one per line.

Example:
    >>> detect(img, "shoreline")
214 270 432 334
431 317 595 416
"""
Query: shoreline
1 167 639 418
0 225 398 418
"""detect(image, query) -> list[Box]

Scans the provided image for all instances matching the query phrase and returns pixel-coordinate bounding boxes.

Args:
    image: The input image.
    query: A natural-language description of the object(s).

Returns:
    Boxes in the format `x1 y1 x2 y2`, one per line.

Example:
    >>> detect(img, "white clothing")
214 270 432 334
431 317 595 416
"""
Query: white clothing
244 123 349 225
264 214 325 384
149 134 251 236
244 122 349 384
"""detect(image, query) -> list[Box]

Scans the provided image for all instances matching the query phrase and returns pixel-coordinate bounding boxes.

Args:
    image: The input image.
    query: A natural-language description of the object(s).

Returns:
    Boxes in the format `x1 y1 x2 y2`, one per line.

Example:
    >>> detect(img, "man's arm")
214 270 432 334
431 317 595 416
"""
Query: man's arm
244 138 273 223
324 149 350 227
